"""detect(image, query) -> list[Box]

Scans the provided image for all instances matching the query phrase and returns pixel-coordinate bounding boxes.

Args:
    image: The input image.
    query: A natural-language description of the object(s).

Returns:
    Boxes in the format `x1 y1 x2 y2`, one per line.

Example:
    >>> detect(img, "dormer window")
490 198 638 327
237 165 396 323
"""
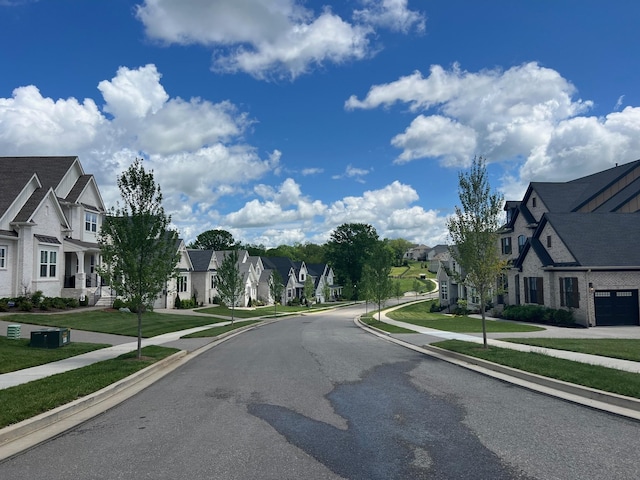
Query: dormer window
532 197 537 208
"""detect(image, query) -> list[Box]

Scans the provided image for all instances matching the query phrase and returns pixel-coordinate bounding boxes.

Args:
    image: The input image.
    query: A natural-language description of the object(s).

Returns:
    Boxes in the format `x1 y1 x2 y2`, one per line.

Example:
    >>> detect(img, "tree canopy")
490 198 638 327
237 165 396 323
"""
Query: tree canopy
215 249 245 324
98 158 179 359
324 223 379 300
189 229 237 250
446 156 506 347
361 241 394 321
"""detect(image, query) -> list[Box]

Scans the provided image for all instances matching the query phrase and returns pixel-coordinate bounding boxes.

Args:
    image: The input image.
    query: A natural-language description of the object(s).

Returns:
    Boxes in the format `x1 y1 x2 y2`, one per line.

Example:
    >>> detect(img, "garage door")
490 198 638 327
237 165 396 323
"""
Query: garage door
594 290 639 326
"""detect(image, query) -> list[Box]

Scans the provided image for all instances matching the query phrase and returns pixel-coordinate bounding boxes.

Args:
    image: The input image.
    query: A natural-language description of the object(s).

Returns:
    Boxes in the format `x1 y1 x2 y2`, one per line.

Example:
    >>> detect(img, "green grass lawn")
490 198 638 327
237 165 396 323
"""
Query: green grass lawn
194 304 309 318
361 316 416 334
503 338 640 362
387 301 544 333
433 340 640 399
0 345 179 428
182 320 261 338
0 336 110 374
2 310 224 337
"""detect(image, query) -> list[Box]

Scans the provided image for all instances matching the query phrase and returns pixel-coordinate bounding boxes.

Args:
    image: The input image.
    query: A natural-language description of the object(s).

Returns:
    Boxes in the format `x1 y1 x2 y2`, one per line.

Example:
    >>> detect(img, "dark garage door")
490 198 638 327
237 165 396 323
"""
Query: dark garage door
594 290 640 326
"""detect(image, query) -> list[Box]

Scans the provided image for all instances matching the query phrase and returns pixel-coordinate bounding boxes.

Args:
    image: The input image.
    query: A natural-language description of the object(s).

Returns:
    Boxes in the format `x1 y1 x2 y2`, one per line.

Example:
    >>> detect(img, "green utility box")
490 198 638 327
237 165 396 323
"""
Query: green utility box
30 328 71 348
7 324 21 339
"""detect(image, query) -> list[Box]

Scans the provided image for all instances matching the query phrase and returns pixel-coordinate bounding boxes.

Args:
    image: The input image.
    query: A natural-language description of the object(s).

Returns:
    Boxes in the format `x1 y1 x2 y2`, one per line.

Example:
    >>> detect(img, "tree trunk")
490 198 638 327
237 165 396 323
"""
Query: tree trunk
137 309 143 359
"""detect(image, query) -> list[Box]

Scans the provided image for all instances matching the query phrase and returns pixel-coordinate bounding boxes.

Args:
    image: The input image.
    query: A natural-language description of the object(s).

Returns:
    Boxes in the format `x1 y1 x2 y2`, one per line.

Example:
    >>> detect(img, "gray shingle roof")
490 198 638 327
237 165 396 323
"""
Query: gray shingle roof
188 249 215 272
546 213 640 266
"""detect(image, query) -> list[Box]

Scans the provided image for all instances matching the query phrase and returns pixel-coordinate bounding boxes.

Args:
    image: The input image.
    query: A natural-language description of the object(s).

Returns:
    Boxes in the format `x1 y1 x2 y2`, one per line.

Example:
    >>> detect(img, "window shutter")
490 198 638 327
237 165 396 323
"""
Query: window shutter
524 277 529 303
559 278 565 307
537 277 544 305
572 278 579 308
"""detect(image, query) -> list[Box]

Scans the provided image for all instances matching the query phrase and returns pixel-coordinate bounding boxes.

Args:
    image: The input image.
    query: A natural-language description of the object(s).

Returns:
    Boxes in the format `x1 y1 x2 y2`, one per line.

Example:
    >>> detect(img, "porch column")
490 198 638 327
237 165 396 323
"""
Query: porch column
75 251 86 289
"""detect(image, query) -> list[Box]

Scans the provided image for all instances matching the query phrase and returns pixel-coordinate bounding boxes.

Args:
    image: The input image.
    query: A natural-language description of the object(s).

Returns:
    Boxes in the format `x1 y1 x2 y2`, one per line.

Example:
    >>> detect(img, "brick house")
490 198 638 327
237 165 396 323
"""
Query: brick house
498 159 640 326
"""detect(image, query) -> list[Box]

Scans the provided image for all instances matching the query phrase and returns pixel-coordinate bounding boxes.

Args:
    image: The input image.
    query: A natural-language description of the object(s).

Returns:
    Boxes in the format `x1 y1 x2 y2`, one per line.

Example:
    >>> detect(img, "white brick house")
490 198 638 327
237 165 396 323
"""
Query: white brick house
0 156 110 304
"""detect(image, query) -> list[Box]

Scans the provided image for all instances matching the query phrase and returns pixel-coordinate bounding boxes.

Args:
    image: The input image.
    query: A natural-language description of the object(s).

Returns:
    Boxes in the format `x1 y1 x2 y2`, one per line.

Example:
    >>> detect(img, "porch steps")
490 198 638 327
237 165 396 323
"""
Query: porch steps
94 295 117 308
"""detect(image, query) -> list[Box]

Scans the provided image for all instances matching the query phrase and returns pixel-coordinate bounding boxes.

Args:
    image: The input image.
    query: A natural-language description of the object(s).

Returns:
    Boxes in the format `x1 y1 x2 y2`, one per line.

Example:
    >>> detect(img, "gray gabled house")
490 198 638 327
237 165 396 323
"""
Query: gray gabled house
499 159 640 326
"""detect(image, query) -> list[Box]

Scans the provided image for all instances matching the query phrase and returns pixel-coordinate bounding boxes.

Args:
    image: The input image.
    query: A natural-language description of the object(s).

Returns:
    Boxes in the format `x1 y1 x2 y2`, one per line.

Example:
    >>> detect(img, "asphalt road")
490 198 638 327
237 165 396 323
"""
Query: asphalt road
1 305 639 479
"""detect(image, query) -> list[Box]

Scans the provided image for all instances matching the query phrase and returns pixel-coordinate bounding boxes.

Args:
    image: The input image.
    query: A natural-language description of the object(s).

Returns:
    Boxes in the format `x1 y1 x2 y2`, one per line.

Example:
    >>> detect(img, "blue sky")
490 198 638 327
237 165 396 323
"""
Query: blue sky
2 0 640 247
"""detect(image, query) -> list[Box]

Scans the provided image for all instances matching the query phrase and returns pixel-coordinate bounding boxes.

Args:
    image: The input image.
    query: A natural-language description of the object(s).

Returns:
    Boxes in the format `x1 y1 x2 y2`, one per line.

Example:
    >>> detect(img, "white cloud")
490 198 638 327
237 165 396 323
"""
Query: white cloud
0 85 104 154
135 0 423 79
345 62 640 199
353 0 426 33
301 167 323 175
332 164 371 182
391 115 477 166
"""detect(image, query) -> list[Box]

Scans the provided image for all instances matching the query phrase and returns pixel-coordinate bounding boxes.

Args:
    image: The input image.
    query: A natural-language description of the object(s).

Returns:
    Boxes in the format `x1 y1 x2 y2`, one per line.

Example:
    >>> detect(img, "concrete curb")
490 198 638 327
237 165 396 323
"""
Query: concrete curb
0 321 264 461
356 318 640 421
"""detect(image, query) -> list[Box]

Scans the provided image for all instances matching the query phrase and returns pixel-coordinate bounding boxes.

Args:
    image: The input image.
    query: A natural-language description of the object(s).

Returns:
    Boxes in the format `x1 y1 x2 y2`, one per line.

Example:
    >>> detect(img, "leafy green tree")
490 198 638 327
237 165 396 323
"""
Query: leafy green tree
386 238 414 266
303 275 315 307
190 229 237 250
446 156 506 348
322 282 331 304
98 158 179 359
325 223 379 300
412 278 421 298
393 279 403 303
215 249 245 324
362 242 394 321
269 270 284 316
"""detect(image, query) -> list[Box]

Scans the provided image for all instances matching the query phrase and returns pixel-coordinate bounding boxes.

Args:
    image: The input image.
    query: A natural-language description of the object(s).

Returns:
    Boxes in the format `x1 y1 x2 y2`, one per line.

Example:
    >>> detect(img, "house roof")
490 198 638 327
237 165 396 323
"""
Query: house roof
188 249 215 272
545 213 640 266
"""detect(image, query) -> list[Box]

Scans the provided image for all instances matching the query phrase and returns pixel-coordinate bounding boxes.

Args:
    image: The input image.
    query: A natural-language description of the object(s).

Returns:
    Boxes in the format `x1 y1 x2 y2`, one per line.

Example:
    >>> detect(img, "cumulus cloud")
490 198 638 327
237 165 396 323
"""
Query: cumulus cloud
346 61 640 197
353 0 426 33
135 0 424 79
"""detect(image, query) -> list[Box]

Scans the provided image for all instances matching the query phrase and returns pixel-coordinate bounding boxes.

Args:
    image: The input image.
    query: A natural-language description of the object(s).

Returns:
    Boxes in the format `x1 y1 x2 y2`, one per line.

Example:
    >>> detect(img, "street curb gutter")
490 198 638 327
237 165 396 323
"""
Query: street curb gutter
356 318 640 422
0 322 263 461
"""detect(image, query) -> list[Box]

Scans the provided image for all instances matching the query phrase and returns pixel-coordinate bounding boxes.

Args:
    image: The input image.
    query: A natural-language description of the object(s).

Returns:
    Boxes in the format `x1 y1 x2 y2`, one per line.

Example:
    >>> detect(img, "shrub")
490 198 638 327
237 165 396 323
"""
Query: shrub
113 298 126 309
175 293 181 309
63 297 79 308
502 304 576 326
30 290 44 305
19 300 33 312
429 301 442 312
0 301 8 312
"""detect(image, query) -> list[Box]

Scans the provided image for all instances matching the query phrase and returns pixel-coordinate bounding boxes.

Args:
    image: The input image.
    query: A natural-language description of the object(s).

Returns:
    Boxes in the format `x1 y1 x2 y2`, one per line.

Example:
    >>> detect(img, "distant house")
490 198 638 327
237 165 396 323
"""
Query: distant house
498 159 640 327
427 244 449 273
0 156 111 305
404 244 429 261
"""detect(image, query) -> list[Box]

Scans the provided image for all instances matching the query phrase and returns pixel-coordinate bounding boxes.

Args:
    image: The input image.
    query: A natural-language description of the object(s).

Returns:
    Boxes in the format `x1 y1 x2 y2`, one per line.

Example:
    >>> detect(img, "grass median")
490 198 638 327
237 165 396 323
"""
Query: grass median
433 340 640 399
182 320 261 338
386 301 544 333
2 310 227 337
0 345 179 428
0 336 110 374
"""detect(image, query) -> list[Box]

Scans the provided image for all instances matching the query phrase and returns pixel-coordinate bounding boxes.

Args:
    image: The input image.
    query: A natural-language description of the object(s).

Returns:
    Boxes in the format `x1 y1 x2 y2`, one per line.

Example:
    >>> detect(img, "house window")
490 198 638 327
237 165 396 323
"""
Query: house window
532 197 537 207
39 249 57 278
501 237 512 255
546 235 552 248
211 275 216 289
524 276 544 305
0 246 6 269
287 288 292 298
85 212 98 232
177 275 188 292
560 277 579 308
470 288 480 305
441 283 448 301
518 235 526 253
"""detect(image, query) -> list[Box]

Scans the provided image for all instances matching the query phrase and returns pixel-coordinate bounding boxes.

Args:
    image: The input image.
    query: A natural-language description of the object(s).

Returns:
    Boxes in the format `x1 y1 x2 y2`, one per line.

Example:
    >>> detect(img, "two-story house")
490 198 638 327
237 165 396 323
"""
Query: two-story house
0 156 110 305
498 159 640 327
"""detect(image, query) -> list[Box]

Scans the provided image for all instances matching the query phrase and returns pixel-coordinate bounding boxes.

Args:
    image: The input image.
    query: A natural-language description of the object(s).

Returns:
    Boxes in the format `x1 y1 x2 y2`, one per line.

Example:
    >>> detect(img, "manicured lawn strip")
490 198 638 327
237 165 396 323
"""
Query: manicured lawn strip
387 301 544 333
433 340 640 399
2 311 224 337
182 320 261 338
0 337 109 374
0 345 178 428
361 316 416 334
503 338 640 362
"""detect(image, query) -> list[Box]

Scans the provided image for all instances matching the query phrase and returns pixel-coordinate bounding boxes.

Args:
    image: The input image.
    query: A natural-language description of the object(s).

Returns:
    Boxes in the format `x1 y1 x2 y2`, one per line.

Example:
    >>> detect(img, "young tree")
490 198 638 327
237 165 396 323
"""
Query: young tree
324 223 379 300
216 249 245 324
303 275 315 307
98 158 179 359
393 279 403 304
386 238 413 266
362 242 394 322
190 229 237 250
269 270 284 316
446 156 506 348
